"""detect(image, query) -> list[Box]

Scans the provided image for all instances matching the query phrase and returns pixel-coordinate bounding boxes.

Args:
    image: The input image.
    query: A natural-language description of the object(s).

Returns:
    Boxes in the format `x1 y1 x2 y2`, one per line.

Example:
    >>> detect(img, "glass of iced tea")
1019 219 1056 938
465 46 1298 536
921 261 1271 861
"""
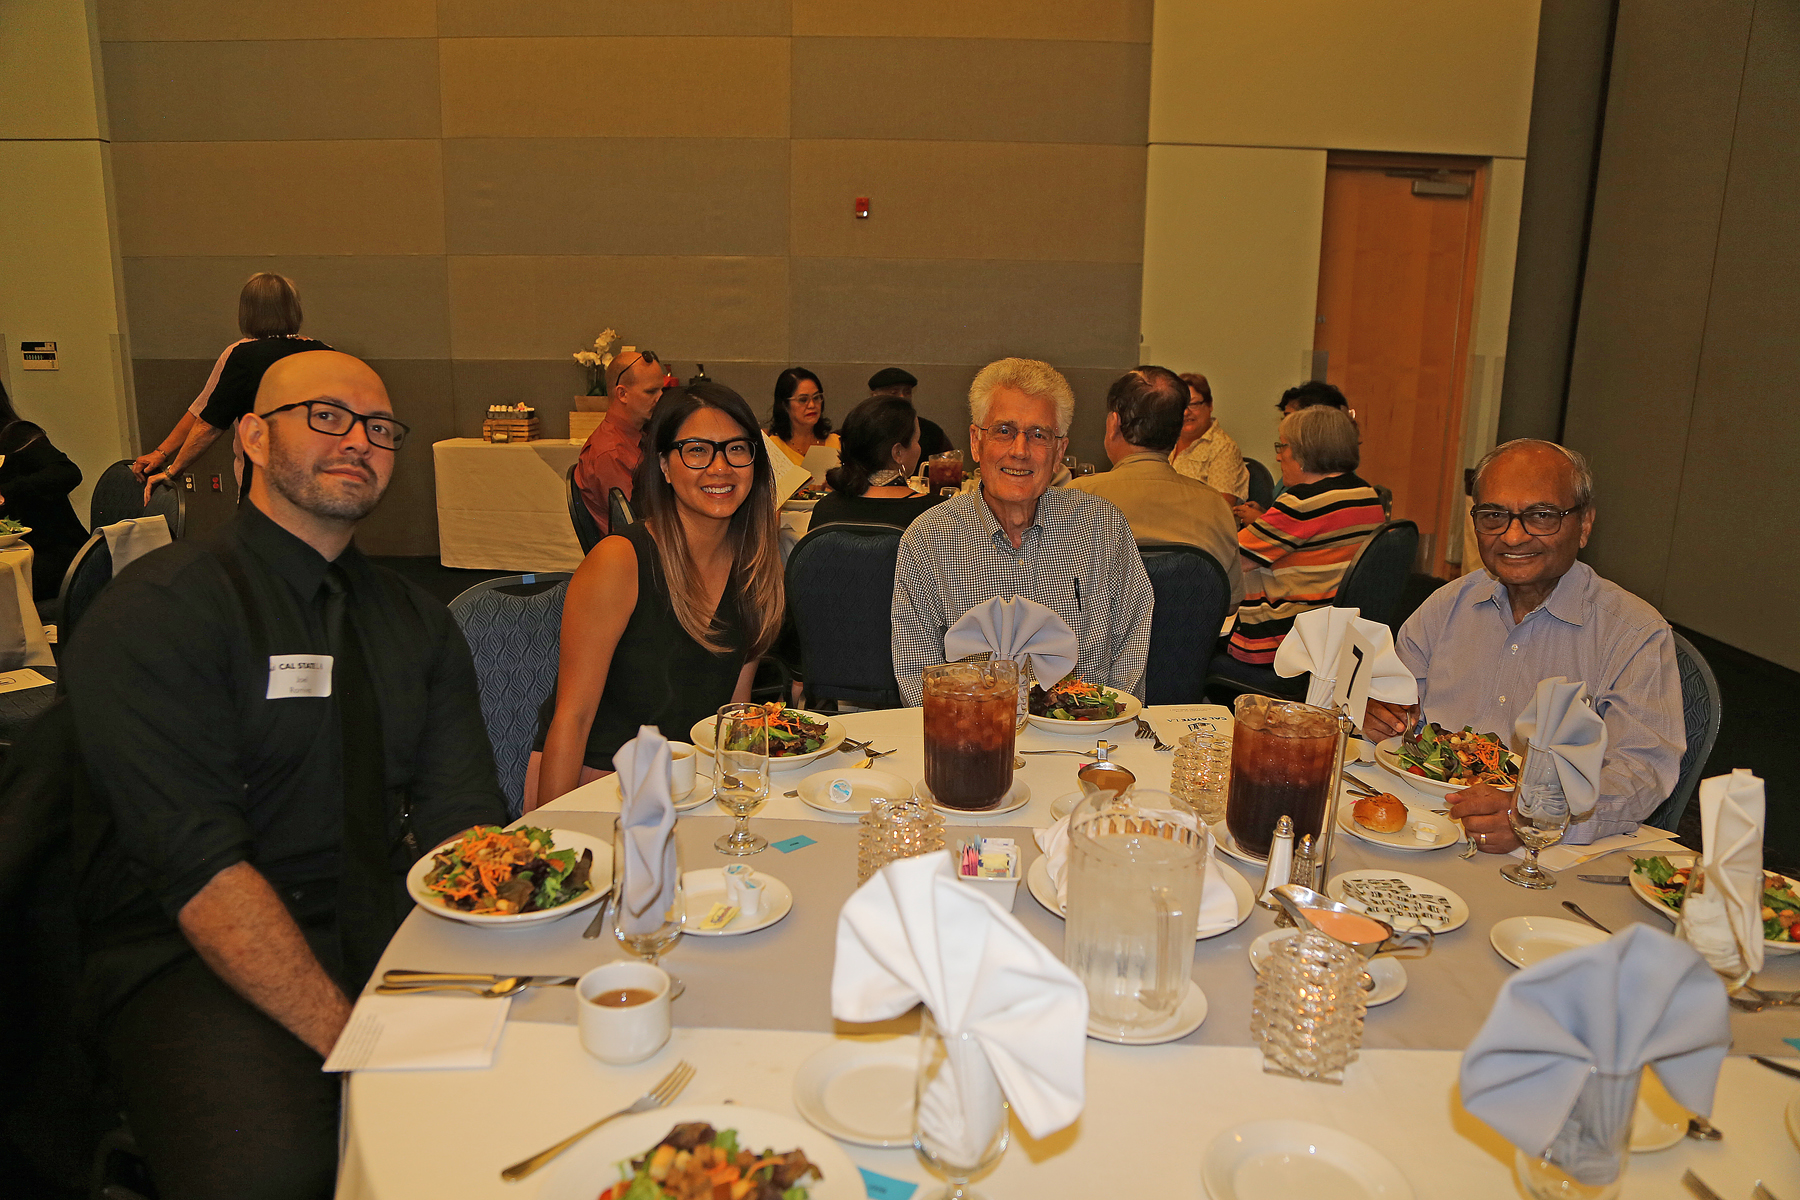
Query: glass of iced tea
922 660 1017 810
1225 695 1343 859
926 450 965 494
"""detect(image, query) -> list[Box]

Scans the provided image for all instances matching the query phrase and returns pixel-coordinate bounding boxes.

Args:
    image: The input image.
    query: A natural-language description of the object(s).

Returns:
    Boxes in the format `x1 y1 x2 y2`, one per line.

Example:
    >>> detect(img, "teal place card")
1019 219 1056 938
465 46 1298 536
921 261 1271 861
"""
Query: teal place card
1785 1037 1800 1055
857 1168 917 1199
771 835 817 853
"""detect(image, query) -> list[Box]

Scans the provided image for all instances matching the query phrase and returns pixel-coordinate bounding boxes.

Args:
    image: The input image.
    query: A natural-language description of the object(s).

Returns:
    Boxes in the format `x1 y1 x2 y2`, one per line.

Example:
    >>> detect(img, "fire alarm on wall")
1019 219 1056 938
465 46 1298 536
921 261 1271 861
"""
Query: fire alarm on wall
854 196 870 219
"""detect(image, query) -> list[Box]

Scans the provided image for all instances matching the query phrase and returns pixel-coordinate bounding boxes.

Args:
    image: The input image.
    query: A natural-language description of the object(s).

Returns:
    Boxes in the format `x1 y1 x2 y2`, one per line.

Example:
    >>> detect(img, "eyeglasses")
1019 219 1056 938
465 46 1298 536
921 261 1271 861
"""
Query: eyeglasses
671 437 758 470
263 399 409 450
1471 504 1585 536
976 422 1060 449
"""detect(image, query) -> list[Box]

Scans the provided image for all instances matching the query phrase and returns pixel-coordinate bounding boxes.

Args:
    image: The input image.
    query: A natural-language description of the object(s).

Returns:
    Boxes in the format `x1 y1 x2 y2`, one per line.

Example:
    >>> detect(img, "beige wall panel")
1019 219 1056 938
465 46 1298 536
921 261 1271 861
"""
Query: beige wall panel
792 0 1150 43
448 255 789 362
97 0 435 41
440 38 789 138
1149 0 1537 157
1139 144 1325 479
0 0 104 139
123 256 451 360
793 141 1145 263
113 140 446 256
103 40 441 142
352 359 455 556
451 360 587 438
129 359 242 540
1460 157 1525 469
439 0 788 37
790 258 1140 369
444 138 788 256
791 38 1150 144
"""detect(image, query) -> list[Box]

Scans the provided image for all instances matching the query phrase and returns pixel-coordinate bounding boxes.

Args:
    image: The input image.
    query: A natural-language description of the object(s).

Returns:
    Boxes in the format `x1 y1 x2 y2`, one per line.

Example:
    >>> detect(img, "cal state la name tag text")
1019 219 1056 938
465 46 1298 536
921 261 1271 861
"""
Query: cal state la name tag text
268 654 334 699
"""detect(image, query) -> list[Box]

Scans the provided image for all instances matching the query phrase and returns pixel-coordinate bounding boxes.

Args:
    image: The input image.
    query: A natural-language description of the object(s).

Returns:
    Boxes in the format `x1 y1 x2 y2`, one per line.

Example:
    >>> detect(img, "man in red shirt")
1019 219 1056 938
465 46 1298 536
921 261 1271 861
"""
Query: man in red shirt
573 349 666 534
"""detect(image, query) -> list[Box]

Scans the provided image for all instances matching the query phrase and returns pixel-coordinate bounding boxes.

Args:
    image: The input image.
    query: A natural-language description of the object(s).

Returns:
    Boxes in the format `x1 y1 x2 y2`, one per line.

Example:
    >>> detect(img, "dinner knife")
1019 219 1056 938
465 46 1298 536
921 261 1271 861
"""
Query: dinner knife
1682 1169 1726 1200
1750 1054 1800 1082
382 971 577 987
1575 874 1629 885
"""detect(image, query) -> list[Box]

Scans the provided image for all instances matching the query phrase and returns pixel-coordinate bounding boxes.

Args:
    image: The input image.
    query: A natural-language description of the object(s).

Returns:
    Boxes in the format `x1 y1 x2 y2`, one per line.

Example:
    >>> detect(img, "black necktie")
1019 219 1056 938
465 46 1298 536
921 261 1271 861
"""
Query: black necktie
323 565 396 990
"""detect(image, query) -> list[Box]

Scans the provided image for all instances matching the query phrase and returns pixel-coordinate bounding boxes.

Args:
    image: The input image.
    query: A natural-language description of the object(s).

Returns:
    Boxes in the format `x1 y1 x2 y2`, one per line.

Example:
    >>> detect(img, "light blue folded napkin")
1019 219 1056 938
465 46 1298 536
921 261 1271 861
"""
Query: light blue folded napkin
1460 924 1729 1185
943 596 1077 688
613 725 678 936
1514 676 1608 822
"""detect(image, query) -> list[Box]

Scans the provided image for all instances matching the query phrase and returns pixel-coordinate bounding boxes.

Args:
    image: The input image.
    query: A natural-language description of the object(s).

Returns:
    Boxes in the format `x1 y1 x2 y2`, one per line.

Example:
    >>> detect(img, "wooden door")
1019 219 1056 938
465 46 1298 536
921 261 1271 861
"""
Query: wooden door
1314 152 1487 577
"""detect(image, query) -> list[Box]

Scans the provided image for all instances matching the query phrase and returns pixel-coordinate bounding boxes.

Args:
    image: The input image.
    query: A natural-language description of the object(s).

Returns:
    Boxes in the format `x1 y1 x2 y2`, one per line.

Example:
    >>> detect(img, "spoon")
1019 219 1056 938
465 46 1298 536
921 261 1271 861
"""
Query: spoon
1560 901 1612 934
1685 1116 1723 1141
375 977 536 998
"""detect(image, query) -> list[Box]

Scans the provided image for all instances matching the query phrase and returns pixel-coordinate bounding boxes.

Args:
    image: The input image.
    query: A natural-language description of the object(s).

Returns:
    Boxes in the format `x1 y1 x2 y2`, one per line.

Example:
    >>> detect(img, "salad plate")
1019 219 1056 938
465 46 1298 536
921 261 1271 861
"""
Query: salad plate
1488 916 1608 968
1627 852 1800 955
1026 687 1141 734
791 1036 919 1148
1248 928 1407 1006
1025 854 1254 939
407 828 610 927
1336 800 1461 852
680 868 793 936
1201 1120 1413 1200
690 709 844 769
0 523 30 549
795 768 913 817
1326 869 1469 934
915 776 1031 818
1049 790 1082 820
1087 980 1208 1044
1372 735 1517 798
539 1103 861 1200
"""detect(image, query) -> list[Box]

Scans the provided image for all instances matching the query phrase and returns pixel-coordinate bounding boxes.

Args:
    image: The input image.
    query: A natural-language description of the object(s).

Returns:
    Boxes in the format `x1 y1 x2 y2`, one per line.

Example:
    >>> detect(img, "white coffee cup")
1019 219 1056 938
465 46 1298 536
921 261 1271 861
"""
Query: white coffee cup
577 961 672 1064
668 742 697 799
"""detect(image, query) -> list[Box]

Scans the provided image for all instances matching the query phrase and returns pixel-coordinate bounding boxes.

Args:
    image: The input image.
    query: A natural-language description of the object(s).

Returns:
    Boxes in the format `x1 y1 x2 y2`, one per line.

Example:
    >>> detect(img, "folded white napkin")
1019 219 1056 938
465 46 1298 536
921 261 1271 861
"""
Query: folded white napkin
321 992 511 1072
1514 678 1607 826
1687 769 1767 978
833 851 1087 1144
614 725 679 936
1033 812 1237 935
943 596 1077 689
1273 606 1417 715
101 515 171 573
1460 925 1729 1185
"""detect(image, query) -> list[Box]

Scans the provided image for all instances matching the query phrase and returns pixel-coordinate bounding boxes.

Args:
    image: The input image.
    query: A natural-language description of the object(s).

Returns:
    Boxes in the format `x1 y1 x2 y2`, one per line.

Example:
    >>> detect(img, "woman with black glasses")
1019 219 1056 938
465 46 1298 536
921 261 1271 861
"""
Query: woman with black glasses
767 367 839 467
529 383 786 809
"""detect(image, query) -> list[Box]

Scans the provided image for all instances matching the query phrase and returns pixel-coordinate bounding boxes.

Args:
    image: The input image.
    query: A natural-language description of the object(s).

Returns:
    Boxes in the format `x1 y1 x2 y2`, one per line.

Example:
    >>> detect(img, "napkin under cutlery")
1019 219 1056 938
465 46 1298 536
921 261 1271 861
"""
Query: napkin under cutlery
322 992 511 1072
943 596 1077 691
1033 812 1238 935
1686 769 1767 979
833 851 1087 1154
614 725 679 936
1272 606 1417 718
1513 677 1607 839
1460 924 1729 1186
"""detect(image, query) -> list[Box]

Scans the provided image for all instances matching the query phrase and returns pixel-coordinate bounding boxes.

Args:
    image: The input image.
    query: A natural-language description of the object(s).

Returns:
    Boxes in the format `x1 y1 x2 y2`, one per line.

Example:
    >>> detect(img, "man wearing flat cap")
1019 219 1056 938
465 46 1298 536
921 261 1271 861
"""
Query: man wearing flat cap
869 366 953 458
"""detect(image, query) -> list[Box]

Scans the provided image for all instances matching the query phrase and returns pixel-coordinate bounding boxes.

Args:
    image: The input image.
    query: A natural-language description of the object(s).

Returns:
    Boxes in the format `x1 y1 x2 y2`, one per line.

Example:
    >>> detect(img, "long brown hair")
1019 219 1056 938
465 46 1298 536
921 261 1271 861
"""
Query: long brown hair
632 383 784 659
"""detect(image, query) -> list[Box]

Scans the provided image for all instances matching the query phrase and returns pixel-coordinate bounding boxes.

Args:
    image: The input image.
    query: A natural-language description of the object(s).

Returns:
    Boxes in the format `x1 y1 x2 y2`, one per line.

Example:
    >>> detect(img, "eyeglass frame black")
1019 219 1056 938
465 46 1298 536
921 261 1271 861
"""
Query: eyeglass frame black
668 436 759 470
1470 503 1586 536
973 421 1063 448
261 399 410 450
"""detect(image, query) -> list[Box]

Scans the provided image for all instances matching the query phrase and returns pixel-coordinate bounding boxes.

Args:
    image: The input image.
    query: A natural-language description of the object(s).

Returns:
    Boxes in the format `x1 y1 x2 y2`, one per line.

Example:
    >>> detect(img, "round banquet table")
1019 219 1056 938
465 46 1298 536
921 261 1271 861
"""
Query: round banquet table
340 705 1800 1200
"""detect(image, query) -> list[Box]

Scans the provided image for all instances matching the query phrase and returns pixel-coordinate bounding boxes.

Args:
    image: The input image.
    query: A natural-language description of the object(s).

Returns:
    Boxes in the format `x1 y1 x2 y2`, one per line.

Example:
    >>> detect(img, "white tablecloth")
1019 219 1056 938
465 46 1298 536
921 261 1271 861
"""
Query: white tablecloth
432 438 585 573
0 543 53 668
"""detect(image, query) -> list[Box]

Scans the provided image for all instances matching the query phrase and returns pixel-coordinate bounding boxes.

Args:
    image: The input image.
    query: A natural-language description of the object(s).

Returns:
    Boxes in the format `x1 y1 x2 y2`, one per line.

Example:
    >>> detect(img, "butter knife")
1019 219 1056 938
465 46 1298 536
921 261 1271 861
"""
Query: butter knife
1682 1169 1726 1200
582 887 614 939
382 971 577 987
1751 1054 1800 1082
1575 874 1629 884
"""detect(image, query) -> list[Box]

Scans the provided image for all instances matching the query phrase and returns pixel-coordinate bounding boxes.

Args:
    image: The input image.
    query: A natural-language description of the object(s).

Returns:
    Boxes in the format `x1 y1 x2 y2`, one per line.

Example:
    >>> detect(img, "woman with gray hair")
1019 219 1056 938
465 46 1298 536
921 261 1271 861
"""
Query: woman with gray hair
1225 405 1385 664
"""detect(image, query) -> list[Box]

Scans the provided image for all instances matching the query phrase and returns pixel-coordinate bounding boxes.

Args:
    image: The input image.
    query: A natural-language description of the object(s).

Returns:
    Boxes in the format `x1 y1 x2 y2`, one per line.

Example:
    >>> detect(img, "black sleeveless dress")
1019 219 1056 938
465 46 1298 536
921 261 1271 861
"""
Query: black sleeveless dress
534 521 748 771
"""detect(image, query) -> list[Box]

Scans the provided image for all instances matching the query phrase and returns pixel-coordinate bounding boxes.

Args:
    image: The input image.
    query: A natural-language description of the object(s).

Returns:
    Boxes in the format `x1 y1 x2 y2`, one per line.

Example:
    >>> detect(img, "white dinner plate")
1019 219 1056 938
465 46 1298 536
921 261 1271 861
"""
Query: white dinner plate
791 1036 919 1147
915 775 1031 817
1488 915 1609 968
1248 928 1407 1006
1629 1068 1690 1153
1026 689 1142 735
1336 800 1461 852
1326 869 1469 934
1627 851 1800 955
1202 1119 1413 1200
690 710 846 770
407 829 611 926
795 768 914 816
680 868 793 936
1026 855 1254 940
1088 980 1208 1044
0 527 30 549
1049 791 1082 821
1371 736 1516 797
538 1103 862 1200
1207 821 1268 866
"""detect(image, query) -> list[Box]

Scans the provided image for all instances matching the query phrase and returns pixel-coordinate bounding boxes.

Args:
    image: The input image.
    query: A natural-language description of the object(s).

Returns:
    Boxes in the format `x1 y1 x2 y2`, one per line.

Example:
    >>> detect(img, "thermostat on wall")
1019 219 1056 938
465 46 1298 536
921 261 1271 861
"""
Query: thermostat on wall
21 342 57 371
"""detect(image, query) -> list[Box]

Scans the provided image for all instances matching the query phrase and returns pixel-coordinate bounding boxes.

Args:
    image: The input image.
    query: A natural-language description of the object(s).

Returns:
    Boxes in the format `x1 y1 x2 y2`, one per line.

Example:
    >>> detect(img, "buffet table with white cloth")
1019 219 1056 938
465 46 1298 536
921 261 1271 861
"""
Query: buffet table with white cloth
342 705 1800 1199
432 438 585 572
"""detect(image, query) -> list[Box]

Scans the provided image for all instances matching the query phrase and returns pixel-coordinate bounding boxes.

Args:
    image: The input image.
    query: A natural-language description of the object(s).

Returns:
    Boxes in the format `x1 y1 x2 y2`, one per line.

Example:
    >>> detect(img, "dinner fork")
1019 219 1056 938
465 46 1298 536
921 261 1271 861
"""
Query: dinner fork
499 1060 696 1181
855 747 898 769
1133 717 1172 752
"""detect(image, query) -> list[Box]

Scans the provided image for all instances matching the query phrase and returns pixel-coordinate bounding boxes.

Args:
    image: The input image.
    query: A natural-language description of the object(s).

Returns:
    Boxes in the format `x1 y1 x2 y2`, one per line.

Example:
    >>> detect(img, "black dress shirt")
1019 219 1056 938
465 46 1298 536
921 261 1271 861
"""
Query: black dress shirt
65 503 506 1016
197 336 332 430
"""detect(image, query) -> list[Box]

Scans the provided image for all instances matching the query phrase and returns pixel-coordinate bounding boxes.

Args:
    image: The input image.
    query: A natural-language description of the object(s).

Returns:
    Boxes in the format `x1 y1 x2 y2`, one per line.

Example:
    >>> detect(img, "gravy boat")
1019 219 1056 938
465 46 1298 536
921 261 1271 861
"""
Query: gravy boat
1270 883 1434 960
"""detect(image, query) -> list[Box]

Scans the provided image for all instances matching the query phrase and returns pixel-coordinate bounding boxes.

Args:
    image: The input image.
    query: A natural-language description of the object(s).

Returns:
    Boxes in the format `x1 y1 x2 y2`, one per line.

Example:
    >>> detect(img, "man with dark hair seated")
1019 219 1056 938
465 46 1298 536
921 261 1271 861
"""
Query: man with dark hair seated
1068 365 1243 607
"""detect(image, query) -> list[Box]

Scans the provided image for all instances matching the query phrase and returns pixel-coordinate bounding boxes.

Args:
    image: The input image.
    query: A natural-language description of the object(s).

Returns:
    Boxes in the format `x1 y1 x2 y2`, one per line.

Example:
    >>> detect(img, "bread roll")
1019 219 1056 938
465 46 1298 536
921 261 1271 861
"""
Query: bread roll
1353 793 1407 834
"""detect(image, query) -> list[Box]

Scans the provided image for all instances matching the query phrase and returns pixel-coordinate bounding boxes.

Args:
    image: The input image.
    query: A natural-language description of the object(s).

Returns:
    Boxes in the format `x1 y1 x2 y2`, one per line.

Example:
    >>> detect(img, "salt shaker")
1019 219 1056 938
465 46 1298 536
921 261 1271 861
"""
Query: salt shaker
1250 927 1367 1083
1258 815 1295 915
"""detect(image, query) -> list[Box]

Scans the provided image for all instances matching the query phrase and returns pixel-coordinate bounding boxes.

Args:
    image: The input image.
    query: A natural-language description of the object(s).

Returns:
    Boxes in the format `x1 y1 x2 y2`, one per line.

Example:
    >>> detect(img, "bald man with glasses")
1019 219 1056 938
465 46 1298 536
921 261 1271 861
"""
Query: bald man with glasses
1364 439 1684 852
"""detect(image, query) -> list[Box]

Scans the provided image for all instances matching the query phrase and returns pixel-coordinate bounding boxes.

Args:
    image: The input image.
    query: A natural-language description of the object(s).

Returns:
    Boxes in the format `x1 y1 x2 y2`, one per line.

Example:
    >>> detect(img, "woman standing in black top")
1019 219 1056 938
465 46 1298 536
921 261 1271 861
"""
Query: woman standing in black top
810 394 944 530
0 379 88 599
529 382 786 810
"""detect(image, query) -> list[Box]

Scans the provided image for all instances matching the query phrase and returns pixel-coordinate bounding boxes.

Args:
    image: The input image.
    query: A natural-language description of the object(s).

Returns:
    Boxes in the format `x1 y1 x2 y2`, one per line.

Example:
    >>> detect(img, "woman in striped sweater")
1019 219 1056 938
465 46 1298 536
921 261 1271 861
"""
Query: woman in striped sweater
1227 405 1385 664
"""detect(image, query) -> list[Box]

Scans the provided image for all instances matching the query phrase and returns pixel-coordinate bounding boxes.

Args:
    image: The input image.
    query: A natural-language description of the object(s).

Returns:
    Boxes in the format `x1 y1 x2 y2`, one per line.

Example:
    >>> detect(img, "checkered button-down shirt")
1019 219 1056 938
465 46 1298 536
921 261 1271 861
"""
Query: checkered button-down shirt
890 486 1155 705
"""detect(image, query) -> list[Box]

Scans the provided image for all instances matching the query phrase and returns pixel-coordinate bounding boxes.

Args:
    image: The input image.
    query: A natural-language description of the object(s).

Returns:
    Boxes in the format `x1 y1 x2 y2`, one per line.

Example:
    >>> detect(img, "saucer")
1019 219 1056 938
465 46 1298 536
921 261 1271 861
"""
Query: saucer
915 776 1031 818
1086 980 1208 1044
1026 856 1255 940
791 1037 918 1148
1207 821 1267 866
679 868 793 936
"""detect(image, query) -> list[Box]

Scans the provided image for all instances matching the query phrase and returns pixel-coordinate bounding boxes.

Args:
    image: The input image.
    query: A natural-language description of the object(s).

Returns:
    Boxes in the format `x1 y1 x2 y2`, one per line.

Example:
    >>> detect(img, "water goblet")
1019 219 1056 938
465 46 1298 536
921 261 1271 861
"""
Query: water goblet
1501 751 1571 890
714 702 771 855
913 1010 1008 1200
609 823 687 999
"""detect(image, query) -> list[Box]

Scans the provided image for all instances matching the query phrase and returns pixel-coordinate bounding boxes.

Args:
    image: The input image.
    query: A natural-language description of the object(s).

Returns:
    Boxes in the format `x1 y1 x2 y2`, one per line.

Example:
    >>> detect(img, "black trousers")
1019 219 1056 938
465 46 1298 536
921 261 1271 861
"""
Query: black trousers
102 951 340 1200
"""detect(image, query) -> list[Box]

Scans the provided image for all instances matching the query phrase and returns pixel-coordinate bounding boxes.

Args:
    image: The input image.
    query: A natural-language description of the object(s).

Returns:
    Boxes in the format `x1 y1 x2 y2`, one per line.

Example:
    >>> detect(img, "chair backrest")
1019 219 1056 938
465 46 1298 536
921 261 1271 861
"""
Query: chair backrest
1332 520 1419 631
88 460 146 530
565 463 603 554
447 573 572 817
1645 632 1722 833
1138 543 1233 705
609 487 635 532
144 480 187 538
1244 457 1275 510
784 522 905 708
56 533 112 640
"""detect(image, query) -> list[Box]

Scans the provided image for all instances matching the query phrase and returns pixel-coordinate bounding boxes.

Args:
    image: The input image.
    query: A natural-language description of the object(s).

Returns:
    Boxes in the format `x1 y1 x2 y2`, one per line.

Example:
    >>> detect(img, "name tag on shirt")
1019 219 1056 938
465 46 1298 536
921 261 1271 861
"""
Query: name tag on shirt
268 654 333 699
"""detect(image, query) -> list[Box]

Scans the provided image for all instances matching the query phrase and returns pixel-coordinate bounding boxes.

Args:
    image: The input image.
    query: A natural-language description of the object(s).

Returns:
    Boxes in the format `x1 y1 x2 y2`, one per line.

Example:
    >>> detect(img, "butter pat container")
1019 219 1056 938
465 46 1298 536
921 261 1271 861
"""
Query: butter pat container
956 837 1020 911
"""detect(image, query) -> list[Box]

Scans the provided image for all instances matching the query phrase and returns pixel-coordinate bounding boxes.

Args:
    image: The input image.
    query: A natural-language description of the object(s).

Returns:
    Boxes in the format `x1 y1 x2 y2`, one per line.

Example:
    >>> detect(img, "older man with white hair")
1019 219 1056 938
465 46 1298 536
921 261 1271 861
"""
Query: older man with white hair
890 357 1154 705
